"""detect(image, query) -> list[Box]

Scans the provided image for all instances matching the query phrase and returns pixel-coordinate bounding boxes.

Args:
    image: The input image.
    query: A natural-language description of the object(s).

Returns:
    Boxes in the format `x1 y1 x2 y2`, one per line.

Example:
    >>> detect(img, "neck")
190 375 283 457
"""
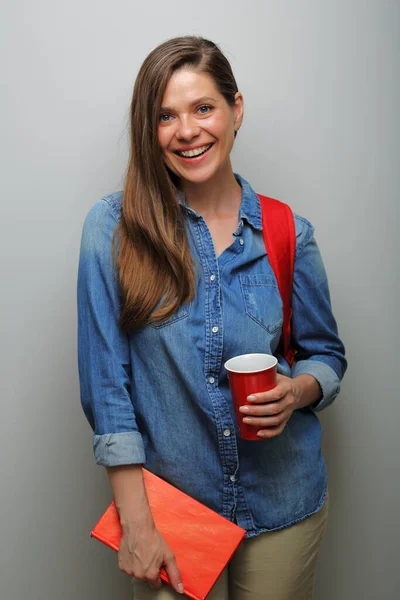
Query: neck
181 162 241 217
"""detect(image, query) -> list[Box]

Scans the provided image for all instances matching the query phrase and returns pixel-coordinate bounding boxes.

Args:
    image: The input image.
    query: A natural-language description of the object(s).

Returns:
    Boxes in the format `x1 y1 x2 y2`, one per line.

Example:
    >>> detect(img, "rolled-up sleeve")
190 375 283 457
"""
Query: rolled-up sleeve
77 198 145 466
290 216 347 412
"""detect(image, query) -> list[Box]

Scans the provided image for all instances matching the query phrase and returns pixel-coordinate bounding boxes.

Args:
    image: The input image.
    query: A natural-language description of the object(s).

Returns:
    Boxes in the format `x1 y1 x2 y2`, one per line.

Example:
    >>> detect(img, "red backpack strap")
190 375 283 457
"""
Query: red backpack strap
257 194 296 367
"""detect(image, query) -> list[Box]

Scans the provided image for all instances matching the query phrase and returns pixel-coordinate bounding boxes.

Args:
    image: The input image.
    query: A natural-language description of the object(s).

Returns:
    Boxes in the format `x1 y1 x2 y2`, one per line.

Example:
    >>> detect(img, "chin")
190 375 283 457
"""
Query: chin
181 172 215 185
172 164 223 186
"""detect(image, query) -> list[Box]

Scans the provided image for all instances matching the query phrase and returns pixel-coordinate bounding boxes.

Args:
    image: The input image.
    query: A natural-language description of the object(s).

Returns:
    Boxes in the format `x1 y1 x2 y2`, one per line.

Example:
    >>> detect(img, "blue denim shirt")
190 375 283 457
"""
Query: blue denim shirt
77 174 346 536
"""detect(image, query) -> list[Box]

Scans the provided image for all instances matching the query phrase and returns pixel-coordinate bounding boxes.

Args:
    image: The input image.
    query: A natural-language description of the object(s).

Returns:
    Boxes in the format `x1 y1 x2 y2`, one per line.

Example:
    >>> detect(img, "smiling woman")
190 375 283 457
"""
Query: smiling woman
77 36 346 600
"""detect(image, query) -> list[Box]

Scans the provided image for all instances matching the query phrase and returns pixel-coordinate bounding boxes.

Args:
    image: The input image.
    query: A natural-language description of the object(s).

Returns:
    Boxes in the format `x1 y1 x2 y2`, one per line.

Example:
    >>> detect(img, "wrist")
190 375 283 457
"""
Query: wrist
293 374 322 409
120 501 154 533
105 464 154 533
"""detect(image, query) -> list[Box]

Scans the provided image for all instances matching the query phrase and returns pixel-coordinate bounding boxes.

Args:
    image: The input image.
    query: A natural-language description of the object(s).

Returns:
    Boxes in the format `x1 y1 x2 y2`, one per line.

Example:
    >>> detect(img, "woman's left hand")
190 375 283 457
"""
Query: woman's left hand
238 373 319 439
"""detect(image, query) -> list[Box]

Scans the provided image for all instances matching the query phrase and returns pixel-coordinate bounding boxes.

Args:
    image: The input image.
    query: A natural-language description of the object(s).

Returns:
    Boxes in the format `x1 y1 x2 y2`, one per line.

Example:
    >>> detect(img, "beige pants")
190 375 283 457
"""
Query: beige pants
132 494 328 600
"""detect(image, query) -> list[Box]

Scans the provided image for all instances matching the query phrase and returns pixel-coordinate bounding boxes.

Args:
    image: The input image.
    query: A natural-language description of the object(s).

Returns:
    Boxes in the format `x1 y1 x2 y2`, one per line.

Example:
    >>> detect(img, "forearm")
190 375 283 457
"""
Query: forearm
106 465 153 533
293 374 322 410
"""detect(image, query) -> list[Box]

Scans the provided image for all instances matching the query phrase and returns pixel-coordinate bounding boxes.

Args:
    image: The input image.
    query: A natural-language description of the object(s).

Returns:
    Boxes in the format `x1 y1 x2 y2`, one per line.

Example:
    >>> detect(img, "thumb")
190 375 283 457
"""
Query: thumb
164 553 184 595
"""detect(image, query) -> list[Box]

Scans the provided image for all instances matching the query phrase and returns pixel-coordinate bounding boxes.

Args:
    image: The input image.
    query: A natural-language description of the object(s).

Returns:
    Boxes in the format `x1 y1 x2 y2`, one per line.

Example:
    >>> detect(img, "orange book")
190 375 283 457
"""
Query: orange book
91 469 246 599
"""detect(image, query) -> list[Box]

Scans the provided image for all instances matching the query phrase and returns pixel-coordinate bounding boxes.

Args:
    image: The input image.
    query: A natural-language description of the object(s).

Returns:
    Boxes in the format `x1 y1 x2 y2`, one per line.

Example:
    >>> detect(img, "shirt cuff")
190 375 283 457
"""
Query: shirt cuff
292 359 341 412
93 431 146 467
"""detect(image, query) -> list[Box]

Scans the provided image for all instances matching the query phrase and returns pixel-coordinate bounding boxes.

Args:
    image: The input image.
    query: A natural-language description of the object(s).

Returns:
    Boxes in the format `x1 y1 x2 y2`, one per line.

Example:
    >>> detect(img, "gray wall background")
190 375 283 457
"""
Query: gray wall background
1 1 399 599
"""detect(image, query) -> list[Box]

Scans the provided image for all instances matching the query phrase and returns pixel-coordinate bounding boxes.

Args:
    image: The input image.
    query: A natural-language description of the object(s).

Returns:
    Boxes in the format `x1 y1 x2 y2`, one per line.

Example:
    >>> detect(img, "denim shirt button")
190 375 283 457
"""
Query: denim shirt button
230 475 236 482
239 238 244 246
212 326 219 333
223 429 231 437
208 376 215 384
210 274 216 281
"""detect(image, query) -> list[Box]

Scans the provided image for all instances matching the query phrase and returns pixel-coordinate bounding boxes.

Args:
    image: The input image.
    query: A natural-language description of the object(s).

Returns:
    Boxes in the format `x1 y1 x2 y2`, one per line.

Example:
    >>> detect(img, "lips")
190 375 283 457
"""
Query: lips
174 143 213 158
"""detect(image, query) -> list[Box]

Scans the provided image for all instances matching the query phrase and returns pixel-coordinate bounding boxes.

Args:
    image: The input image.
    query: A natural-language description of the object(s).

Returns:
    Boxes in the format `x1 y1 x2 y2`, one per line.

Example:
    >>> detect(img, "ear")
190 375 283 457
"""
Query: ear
233 92 244 132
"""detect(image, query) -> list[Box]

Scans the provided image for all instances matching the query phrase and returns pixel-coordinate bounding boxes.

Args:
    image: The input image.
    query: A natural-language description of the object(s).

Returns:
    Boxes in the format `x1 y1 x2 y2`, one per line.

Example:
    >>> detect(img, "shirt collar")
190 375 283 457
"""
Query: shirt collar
234 173 263 231
177 173 263 231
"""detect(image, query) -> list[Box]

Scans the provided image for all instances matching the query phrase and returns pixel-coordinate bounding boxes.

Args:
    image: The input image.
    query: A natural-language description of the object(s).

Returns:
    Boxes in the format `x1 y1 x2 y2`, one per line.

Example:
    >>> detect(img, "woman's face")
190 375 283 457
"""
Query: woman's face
157 68 243 186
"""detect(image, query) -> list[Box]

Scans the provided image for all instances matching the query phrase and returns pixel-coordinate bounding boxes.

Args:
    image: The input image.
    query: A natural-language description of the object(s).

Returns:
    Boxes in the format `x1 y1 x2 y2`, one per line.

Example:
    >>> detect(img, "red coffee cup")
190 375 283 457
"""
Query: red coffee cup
224 353 278 441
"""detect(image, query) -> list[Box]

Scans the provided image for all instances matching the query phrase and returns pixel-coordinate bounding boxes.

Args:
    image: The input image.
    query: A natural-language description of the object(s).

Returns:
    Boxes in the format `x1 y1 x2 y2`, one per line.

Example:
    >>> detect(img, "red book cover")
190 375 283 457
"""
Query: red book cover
91 469 246 600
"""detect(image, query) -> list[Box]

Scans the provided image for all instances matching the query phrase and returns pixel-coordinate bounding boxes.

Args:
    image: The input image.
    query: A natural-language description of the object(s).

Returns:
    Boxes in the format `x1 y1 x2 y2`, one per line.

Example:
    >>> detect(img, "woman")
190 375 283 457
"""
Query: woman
78 36 346 599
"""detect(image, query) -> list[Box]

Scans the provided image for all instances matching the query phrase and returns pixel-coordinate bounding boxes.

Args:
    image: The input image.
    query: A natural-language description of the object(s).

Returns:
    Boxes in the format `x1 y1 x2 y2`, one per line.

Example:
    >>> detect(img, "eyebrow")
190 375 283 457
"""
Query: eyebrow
160 96 217 112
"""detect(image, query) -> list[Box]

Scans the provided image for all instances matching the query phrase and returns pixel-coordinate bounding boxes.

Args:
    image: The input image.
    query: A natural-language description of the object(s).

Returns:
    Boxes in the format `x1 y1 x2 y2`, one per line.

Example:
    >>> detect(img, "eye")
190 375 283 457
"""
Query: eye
197 104 213 115
159 113 173 123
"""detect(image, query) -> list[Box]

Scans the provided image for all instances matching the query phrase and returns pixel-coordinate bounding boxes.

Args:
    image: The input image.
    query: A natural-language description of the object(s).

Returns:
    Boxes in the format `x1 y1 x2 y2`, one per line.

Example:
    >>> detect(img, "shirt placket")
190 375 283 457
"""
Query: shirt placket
192 216 239 521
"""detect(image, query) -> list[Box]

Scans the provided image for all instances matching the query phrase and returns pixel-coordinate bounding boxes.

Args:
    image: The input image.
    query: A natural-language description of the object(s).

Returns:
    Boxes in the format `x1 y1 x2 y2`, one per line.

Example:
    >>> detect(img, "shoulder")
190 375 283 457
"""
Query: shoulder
101 191 123 221
84 191 123 226
80 191 123 254
238 174 315 253
292 212 315 257
256 193 315 258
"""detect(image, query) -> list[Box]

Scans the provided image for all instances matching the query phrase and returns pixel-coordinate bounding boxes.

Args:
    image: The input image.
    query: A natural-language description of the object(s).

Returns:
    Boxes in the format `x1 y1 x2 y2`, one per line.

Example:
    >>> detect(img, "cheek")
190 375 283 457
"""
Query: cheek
157 132 165 152
157 128 171 153
210 115 235 143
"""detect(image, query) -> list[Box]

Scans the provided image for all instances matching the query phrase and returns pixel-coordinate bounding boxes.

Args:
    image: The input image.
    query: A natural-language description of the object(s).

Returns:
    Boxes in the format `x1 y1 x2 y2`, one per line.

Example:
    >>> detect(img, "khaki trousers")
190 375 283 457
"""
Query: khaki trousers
132 494 328 600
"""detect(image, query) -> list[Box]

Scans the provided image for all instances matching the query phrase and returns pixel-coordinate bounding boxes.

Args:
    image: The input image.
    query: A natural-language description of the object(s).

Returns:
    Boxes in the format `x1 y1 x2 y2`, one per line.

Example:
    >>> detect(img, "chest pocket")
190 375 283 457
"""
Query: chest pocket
240 274 283 334
148 302 191 329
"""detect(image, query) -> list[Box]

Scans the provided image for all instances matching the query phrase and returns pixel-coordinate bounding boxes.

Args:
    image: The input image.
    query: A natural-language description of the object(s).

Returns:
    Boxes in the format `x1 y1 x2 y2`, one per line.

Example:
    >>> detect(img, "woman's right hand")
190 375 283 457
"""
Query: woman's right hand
118 516 184 593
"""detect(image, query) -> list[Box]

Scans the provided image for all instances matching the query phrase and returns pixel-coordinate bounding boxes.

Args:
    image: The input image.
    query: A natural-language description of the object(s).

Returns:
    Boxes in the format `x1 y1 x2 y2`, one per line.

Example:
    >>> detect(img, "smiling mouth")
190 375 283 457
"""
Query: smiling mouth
175 143 214 158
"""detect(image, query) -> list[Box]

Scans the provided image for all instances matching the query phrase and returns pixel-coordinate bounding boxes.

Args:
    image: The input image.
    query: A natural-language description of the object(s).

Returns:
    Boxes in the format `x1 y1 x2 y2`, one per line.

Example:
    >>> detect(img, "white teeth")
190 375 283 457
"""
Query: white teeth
177 144 211 158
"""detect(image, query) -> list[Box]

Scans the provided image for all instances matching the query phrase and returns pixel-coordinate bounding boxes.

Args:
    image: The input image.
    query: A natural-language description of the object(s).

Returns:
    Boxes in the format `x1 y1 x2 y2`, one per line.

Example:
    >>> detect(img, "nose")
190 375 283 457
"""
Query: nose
176 115 201 142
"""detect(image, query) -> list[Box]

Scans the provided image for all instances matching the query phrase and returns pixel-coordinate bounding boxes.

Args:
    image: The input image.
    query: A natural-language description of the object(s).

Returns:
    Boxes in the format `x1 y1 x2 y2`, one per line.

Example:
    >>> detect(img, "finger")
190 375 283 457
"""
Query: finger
146 566 163 589
256 418 290 439
118 554 143 578
242 412 290 428
164 553 184 594
246 374 293 404
147 577 162 590
239 401 285 417
247 386 286 404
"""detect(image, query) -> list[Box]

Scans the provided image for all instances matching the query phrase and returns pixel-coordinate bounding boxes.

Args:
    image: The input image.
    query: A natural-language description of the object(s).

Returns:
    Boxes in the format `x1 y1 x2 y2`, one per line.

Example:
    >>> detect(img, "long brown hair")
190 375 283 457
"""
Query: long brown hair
116 36 239 330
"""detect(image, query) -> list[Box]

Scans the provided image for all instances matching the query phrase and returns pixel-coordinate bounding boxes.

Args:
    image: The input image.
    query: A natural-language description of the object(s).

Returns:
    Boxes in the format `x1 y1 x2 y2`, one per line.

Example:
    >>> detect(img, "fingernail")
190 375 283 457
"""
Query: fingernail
247 395 256 402
239 405 249 412
243 417 252 423
178 583 184 594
